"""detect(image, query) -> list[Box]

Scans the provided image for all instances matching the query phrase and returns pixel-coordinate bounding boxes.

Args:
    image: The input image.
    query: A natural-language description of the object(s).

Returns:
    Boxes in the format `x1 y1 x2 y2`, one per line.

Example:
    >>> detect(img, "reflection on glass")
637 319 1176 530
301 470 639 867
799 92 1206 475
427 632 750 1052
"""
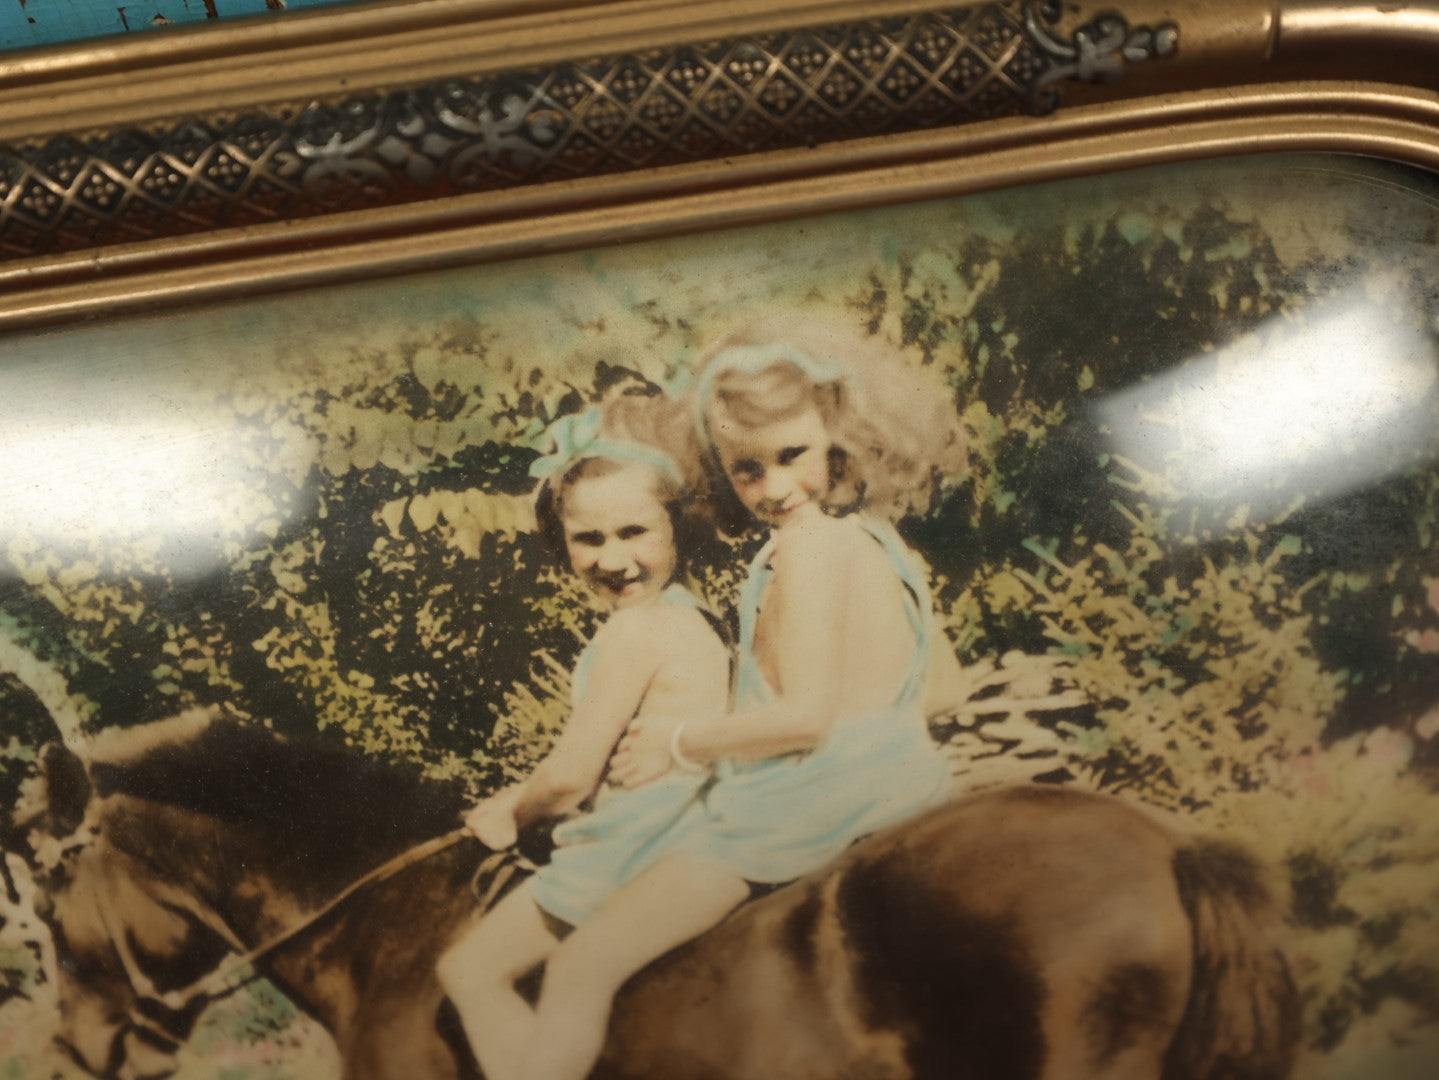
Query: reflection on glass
0 355 312 579
1100 283 1439 520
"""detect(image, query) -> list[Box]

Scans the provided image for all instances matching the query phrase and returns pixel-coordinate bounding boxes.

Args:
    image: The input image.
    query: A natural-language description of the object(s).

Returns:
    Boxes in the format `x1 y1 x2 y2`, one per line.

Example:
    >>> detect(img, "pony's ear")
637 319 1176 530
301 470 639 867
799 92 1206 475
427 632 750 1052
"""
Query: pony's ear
5 742 91 854
39 742 92 836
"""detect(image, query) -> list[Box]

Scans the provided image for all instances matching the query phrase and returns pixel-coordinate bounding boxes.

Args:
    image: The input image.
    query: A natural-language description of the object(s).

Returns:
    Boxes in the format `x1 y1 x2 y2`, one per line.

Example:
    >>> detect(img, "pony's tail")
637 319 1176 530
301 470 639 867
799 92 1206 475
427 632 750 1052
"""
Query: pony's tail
1162 839 1300 1080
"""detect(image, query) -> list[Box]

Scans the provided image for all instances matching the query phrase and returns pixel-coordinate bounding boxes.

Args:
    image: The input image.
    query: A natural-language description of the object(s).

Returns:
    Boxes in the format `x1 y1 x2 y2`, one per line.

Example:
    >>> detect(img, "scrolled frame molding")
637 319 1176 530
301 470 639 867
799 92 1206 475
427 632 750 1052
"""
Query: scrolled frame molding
0 2 1180 262
0 0 1435 328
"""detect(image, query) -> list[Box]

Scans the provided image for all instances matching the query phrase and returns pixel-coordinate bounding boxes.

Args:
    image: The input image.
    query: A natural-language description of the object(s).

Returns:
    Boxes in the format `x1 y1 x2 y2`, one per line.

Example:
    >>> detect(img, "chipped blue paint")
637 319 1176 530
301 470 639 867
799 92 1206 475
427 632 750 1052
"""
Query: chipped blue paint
0 0 369 52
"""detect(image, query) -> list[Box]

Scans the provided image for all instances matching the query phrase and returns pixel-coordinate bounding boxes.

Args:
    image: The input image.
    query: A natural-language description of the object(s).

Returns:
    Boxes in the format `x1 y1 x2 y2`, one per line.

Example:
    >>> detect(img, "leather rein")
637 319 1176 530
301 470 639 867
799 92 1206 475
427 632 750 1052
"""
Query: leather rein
105 826 526 1024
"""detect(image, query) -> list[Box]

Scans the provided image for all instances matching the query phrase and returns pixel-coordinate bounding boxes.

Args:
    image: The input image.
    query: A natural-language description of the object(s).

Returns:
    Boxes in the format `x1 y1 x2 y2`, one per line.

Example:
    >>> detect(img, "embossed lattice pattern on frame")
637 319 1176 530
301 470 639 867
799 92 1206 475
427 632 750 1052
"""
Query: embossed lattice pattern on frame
0 1 1176 260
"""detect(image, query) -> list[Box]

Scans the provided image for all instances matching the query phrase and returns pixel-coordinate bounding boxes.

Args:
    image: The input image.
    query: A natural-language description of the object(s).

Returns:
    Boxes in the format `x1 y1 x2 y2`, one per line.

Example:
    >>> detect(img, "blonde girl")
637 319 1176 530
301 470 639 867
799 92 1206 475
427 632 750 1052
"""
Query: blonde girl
437 392 729 1080
513 313 965 1080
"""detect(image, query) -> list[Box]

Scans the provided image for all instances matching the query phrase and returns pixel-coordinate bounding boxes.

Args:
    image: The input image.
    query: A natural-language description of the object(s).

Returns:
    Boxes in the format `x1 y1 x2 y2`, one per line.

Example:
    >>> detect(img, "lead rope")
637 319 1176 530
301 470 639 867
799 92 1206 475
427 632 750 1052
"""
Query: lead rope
134 827 483 1013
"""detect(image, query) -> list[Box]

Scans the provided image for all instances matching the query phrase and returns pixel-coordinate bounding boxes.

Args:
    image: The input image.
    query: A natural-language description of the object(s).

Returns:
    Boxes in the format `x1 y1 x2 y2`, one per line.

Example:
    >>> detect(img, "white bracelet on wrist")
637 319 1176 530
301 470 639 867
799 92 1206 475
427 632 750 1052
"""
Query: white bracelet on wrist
669 721 706 773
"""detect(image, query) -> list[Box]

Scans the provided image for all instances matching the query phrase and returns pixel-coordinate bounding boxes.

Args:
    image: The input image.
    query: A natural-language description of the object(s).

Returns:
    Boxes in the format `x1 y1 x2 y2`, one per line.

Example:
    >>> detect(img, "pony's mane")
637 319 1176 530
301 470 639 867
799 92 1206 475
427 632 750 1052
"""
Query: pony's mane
89 709 470 899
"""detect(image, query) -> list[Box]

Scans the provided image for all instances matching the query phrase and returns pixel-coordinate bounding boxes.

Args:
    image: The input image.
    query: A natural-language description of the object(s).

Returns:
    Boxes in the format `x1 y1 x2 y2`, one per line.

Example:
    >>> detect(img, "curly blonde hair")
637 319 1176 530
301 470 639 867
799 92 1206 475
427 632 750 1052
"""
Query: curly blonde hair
692 313 964 526
533 390 713 570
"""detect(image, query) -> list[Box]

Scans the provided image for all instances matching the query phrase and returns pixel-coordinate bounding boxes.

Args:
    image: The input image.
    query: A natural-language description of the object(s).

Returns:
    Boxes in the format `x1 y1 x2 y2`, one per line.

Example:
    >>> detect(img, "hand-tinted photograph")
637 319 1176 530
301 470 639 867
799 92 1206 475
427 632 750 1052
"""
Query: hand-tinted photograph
2 153 1436 1080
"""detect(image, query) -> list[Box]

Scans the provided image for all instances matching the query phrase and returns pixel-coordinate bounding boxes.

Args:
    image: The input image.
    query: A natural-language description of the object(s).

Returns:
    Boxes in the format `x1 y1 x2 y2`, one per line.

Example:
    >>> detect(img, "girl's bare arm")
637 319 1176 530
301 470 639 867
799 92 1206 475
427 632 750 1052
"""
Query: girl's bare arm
617 522 855 776
507 615 662 825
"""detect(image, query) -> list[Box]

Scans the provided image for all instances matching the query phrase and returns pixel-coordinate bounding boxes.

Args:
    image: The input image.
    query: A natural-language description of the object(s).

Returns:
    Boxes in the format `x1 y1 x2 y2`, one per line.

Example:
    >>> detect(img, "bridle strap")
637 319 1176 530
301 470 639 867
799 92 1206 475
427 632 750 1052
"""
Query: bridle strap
135 827 478 1012
470 847 533 913
126 1000 188 1051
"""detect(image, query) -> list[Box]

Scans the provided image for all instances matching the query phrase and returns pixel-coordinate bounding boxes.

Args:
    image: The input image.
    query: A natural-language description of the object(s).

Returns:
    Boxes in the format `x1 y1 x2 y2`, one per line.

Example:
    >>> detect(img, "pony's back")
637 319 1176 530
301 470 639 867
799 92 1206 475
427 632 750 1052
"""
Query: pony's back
603 785 1297 1080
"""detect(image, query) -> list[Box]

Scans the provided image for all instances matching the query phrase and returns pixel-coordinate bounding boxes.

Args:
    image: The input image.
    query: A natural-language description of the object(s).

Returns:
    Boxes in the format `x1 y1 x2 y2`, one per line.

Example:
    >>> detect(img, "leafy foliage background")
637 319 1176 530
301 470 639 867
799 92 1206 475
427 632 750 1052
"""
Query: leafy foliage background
2 154 1437 1078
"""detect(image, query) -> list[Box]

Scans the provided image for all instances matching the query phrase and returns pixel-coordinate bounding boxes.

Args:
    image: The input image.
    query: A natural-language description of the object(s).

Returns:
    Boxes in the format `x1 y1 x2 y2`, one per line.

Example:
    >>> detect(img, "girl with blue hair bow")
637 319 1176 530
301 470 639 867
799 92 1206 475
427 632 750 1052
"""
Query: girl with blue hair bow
506 313 966 1080
438 391 729 1080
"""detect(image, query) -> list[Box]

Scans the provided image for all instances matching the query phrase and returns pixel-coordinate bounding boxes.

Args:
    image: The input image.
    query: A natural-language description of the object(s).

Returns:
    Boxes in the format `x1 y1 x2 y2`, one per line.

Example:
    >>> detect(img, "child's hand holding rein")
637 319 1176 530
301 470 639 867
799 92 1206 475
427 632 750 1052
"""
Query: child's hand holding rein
464 785 521 849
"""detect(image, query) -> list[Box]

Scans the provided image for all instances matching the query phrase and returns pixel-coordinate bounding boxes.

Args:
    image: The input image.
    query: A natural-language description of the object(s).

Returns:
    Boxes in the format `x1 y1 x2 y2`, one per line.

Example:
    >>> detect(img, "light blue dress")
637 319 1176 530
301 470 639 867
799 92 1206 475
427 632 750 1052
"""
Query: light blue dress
682 515 951 884
529 584 719 926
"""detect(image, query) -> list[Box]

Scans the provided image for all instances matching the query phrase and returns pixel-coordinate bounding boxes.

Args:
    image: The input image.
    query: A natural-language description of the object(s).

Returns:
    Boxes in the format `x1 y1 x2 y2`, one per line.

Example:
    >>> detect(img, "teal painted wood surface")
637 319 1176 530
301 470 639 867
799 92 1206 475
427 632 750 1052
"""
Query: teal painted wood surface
1 0 369 51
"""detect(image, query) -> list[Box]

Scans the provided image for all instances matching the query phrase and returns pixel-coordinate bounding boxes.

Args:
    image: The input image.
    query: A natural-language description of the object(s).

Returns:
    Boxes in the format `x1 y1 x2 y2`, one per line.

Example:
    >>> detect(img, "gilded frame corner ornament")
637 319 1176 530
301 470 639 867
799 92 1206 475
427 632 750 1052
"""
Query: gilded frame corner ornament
0 0 1435 325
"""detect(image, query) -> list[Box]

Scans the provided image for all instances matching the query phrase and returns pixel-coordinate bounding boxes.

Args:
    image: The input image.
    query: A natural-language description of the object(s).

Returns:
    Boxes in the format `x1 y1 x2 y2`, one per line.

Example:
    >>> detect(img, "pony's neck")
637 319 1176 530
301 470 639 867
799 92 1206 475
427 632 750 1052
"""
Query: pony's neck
100 791 353 1032
102 793 311 946
88 714 469 920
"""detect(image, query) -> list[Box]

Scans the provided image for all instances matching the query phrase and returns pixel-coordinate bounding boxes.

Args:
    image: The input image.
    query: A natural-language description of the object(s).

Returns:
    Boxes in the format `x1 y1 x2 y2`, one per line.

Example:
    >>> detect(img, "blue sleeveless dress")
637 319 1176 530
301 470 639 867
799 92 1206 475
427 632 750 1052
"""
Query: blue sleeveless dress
681 516 950 884
529 584 720 926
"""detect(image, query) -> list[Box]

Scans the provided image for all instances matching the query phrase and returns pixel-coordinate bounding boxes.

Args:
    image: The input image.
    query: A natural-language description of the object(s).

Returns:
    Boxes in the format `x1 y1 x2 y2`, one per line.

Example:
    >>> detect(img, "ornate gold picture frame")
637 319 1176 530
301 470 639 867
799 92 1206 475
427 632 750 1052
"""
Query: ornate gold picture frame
2 0 1433 328
2 3 1437 1079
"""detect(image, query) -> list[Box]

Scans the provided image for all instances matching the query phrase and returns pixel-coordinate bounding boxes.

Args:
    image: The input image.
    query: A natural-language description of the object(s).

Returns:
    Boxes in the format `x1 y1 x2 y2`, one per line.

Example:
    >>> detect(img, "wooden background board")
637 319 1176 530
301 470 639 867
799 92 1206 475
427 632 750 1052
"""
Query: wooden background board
0 0 364 51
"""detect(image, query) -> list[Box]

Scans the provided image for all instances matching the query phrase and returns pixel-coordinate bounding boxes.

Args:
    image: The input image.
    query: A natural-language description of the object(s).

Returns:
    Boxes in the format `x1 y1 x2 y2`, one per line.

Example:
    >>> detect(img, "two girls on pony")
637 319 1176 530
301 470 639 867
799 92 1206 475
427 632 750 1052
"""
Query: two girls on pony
441 313 965 1080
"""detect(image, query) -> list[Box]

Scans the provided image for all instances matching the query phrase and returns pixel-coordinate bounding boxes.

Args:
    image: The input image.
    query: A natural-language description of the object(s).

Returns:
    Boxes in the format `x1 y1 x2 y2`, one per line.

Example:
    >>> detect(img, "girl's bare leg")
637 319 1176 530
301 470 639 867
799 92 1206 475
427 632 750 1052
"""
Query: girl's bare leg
526 854 749 1080
437 881 558 1080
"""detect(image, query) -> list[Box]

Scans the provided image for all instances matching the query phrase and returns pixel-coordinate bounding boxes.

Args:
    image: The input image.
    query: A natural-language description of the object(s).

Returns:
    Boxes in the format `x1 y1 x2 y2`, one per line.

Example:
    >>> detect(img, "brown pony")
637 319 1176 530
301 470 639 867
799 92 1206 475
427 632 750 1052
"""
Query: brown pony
7 708 1299 1080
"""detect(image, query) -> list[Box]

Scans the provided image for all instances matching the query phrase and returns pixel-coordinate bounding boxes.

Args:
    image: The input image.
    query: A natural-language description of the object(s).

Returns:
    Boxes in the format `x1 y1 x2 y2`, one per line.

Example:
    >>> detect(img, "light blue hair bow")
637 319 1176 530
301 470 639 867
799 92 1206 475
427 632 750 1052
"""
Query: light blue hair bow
691 342 842 443
529 407 683 484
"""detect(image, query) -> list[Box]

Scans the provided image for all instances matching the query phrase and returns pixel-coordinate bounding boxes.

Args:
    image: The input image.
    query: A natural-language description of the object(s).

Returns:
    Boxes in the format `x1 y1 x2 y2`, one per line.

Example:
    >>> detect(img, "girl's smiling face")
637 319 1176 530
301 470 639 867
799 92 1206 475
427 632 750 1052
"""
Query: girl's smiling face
561 462 677 609
710 405 832 527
